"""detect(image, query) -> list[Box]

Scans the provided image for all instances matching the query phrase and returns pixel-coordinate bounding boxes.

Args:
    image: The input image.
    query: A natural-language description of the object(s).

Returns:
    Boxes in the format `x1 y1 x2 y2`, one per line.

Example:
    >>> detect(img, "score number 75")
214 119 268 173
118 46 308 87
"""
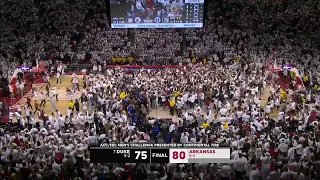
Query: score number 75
135 151 148 160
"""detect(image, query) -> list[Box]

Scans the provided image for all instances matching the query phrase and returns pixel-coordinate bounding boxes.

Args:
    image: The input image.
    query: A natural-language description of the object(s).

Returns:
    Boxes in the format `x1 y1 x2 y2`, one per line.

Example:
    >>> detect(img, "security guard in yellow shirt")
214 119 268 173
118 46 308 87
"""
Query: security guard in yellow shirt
117 57 122 63
122 57 126 64
203 58 207 65
128 57 134 63
69 100 75 111
169 98 176 116
236 56 240 63
202 120 210 129
112 57 117 64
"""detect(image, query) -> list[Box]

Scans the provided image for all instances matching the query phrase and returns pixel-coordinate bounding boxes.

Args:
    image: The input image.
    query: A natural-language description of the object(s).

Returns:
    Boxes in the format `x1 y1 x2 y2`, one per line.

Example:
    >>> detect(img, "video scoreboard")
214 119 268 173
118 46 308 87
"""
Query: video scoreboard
90 143 230 163
109 0 204 28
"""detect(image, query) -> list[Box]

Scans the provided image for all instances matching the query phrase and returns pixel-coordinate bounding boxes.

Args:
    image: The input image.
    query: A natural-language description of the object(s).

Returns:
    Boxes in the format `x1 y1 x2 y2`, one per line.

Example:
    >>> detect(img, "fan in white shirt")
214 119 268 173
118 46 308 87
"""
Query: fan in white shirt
219 116 227 124
169 123 176 133
219 108 228 116
77 113 85 125
56 72 61 84
234 154 248 172
180 132 189 143
290 101 296 111
25 108 30 118
9 112 14 123
274 98 280 108
278 112 285 121
242 113 250 123
225 101 231 111
20 118 26 127
265 104 271 114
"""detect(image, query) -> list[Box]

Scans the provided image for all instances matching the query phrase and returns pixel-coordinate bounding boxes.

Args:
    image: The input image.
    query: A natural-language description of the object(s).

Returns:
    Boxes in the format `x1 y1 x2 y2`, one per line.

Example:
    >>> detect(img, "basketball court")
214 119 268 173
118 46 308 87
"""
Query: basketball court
7 74 278 123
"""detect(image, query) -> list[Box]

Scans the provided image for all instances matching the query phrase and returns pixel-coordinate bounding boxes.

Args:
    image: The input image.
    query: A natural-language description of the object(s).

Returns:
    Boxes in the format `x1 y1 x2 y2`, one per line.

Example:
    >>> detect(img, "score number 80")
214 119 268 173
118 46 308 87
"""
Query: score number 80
172 151 186 159
169 149 189 163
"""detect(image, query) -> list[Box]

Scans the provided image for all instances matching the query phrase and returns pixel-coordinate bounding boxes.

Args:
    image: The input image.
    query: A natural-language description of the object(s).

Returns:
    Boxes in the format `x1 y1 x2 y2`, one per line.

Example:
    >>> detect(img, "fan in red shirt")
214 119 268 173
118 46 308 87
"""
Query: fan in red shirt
55 153 64 164
205 97 210 106
13 136 26 148
308 110 317 123
146 0 155 16
269 143 278 159
146 0 155 9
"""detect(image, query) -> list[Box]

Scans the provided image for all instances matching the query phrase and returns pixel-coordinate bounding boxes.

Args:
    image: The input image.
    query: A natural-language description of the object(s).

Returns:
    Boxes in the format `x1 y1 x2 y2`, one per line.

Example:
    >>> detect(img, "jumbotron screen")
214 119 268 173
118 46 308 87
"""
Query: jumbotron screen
109 0 204 28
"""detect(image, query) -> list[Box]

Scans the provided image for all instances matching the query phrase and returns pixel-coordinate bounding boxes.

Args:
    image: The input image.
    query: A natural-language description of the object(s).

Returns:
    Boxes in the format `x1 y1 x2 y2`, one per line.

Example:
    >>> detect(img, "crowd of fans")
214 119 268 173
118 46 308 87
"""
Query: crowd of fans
1 0 320 67
0 0 320 179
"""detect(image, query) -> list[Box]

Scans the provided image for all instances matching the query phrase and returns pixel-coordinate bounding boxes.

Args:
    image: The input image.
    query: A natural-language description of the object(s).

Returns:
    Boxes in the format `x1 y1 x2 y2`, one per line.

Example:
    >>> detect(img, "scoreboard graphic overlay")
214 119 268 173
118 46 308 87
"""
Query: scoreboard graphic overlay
90 143 230 163
109 0 204 28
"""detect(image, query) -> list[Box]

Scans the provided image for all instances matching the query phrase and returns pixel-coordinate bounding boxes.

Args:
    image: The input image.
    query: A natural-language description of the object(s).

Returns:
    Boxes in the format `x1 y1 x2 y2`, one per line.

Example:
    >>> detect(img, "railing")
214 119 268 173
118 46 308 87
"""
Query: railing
105 65 185 72
105 65 184 69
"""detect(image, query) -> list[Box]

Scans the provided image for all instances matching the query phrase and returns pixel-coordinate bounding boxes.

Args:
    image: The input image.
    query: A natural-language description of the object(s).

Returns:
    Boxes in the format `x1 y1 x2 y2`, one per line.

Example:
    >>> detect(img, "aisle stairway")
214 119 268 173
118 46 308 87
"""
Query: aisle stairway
181 31 186 55
128 29 136 46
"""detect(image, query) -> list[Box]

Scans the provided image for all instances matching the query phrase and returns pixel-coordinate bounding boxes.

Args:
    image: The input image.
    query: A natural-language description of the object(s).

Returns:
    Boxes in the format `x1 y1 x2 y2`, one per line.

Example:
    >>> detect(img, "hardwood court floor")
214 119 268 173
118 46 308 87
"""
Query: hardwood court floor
147 86 279 122
29 75 84 118
23 75 278 122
